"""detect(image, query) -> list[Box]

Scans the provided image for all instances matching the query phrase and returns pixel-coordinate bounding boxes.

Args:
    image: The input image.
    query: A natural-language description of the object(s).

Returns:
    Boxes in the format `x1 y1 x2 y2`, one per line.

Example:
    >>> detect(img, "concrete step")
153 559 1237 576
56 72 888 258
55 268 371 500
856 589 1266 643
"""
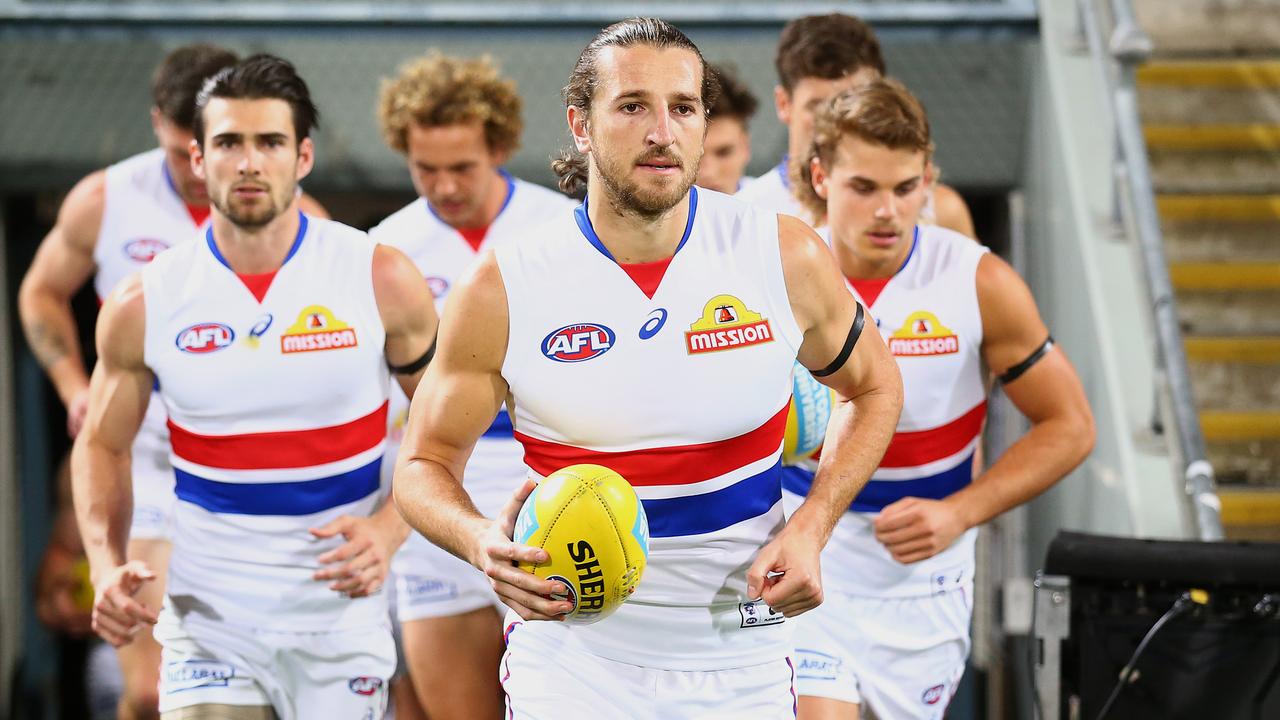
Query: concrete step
1186 336 1280 362
1178 289 1280 335
1150 149 1280 194
1209 440 1280 485
1190 357 1280 411
1134 1 1280 55
1218 487 1280 541
1137 60 1280 125
1163 220 1280 262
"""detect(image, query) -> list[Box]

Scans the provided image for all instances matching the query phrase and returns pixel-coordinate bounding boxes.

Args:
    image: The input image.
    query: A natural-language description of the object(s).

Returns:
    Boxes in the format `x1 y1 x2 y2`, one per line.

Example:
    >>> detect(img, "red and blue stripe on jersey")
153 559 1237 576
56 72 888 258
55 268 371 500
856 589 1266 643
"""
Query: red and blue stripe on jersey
169 402 388 516
517 404 789 537
783 400 985 512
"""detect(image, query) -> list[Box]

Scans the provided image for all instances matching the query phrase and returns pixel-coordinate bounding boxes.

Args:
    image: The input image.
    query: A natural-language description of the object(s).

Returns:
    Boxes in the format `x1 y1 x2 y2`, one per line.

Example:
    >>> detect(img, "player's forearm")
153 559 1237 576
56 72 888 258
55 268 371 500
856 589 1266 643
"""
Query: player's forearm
788 388 900 544
18 288 89 405
949 413 1094 530
393 457 489 566
70 436 132 583
371 492 412 552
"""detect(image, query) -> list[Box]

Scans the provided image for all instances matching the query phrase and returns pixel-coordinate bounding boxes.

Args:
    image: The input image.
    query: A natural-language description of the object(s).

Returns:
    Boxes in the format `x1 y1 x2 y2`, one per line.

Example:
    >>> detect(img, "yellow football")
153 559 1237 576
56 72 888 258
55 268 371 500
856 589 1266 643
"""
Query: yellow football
783 361 836 464
514 464 649 625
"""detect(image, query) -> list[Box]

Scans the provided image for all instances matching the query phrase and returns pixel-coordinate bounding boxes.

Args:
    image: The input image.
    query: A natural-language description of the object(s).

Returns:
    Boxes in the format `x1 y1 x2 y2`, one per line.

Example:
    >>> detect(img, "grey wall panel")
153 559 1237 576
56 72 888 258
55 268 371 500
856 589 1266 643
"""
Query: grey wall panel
0 28 1033 193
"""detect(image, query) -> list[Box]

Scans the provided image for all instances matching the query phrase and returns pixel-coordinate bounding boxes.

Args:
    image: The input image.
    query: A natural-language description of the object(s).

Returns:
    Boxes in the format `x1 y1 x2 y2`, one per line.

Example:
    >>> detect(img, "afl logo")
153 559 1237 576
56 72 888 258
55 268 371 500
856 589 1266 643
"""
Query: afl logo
541 323 615 363
922 684 945 705
175 323 235 354
124 238 169 263
424 276 450 299
348 676 383 696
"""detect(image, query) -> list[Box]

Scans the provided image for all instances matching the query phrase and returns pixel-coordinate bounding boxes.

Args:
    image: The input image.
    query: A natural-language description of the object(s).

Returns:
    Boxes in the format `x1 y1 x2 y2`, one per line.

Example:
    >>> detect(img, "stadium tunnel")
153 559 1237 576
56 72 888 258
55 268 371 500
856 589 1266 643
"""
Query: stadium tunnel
2 0 1277 717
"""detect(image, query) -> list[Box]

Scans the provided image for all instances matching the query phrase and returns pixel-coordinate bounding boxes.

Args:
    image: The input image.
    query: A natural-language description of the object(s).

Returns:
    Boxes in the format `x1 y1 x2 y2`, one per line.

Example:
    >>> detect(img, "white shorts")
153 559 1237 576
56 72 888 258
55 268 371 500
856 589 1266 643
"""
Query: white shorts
391 530 503 622
154 611 394 720
130 404 175 542
792 586 972 719
500 614 798 719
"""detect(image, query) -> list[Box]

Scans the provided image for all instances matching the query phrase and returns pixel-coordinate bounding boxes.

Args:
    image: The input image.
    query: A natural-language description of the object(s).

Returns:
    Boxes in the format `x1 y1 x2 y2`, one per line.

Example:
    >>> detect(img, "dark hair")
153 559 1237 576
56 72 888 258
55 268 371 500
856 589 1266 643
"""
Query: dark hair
151 44 239 129
775 14 886 93
707 63 759 125
795 78 933 220
193 54 320 146
552 17 717 195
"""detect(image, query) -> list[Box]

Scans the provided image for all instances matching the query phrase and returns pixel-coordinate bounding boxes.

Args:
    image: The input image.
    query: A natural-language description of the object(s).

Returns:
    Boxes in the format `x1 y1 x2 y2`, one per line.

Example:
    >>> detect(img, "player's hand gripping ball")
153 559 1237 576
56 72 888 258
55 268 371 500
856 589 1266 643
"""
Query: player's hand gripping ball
514 464 649 624
783 361 836 464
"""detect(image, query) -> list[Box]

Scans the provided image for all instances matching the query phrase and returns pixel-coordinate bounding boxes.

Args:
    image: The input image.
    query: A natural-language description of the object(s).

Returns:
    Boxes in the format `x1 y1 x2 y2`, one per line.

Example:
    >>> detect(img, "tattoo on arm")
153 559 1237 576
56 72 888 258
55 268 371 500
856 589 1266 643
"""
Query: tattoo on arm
27 321 71 368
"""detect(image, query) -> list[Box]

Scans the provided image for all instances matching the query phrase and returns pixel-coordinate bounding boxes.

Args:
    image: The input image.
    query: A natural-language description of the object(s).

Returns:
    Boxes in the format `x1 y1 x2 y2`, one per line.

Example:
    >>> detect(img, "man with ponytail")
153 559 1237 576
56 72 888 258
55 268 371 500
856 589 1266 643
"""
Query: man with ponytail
393 17 903 718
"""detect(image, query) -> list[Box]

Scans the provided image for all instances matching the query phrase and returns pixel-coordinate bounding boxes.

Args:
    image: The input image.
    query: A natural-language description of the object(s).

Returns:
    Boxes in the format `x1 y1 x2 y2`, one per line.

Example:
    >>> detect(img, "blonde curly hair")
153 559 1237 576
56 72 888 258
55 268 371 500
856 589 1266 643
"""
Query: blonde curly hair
378 52 523 155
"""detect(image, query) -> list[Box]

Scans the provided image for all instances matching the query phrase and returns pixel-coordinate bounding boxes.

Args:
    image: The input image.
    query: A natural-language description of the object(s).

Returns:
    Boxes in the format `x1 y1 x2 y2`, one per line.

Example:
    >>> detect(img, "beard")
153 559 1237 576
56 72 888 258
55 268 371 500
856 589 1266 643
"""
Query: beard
593 145 700 221
212 181 293 229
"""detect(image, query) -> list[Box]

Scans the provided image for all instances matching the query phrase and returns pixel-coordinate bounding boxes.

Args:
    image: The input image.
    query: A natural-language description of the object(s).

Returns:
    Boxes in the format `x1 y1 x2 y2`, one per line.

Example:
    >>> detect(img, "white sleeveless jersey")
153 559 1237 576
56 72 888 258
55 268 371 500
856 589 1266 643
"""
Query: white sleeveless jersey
497 187 804 670
142 215 391 630
96 148 203 300
736 160 807 221
97 148 205 447
369 174 574 515
785 225 989 597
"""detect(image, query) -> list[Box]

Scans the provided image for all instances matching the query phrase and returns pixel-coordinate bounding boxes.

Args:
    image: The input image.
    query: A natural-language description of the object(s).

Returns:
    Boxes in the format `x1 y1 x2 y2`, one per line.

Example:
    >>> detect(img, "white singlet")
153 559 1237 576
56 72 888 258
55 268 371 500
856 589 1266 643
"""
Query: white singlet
97 148 206 540
784 224 988 718
142 214 393 631
496 187 803 674
370 172 574 621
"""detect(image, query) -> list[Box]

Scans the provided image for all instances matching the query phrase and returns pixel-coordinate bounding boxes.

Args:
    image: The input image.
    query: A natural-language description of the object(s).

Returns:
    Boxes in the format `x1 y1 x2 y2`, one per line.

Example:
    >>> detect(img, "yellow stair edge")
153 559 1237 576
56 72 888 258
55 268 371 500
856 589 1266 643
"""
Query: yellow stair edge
1219 488 1280 527
1201 411 1280 441
1185 336 1280 363
1138 60 1280 87
1145 124 1280 151
1169 262 1280 291
1158 195 1280 222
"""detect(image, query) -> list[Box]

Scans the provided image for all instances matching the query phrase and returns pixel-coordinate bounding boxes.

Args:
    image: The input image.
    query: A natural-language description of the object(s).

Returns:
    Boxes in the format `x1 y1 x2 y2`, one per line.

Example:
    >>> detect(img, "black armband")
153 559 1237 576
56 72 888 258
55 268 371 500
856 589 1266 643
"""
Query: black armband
388 335 437 375
999 335 1054 384
812 303 865 378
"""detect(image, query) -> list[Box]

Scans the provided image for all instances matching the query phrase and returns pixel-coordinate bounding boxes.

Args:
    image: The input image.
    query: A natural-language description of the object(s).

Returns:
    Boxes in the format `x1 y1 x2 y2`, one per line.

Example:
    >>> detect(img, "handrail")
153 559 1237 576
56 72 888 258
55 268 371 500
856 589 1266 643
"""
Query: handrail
1077 0 1223 541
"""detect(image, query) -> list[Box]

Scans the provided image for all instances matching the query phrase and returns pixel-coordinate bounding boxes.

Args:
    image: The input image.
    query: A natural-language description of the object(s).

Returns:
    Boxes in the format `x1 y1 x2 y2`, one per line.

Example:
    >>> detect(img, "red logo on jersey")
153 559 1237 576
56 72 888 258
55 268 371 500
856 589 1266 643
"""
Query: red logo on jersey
280 305 359 354
175 323 235 354
541 323 615 362
889 311 959 357
124 238 170 263
686 295 773 355
922 684 946 705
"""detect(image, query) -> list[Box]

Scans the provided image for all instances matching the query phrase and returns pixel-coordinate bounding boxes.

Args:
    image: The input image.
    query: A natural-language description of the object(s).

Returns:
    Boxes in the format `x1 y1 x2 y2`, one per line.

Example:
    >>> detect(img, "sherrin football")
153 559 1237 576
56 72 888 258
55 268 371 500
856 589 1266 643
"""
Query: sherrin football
783 361 836 464
514 464 649 625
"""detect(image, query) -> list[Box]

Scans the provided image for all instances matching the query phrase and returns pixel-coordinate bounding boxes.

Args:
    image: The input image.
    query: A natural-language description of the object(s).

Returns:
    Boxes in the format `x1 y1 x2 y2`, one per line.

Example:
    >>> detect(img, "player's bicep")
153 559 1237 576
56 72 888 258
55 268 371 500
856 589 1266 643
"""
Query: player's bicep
24 173 104 299
778 216 899 402
373 245 440 393
977 254 1051 375
399 253 509 477
83 278 151 453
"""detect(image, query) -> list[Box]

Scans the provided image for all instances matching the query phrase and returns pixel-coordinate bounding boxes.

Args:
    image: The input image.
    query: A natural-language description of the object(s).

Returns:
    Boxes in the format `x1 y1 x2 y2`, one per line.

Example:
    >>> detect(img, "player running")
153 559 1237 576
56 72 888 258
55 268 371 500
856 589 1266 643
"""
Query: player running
785 79 1094 719
73 55 437 720
394 18 903 718
370 51 575 720
737 13 974 237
